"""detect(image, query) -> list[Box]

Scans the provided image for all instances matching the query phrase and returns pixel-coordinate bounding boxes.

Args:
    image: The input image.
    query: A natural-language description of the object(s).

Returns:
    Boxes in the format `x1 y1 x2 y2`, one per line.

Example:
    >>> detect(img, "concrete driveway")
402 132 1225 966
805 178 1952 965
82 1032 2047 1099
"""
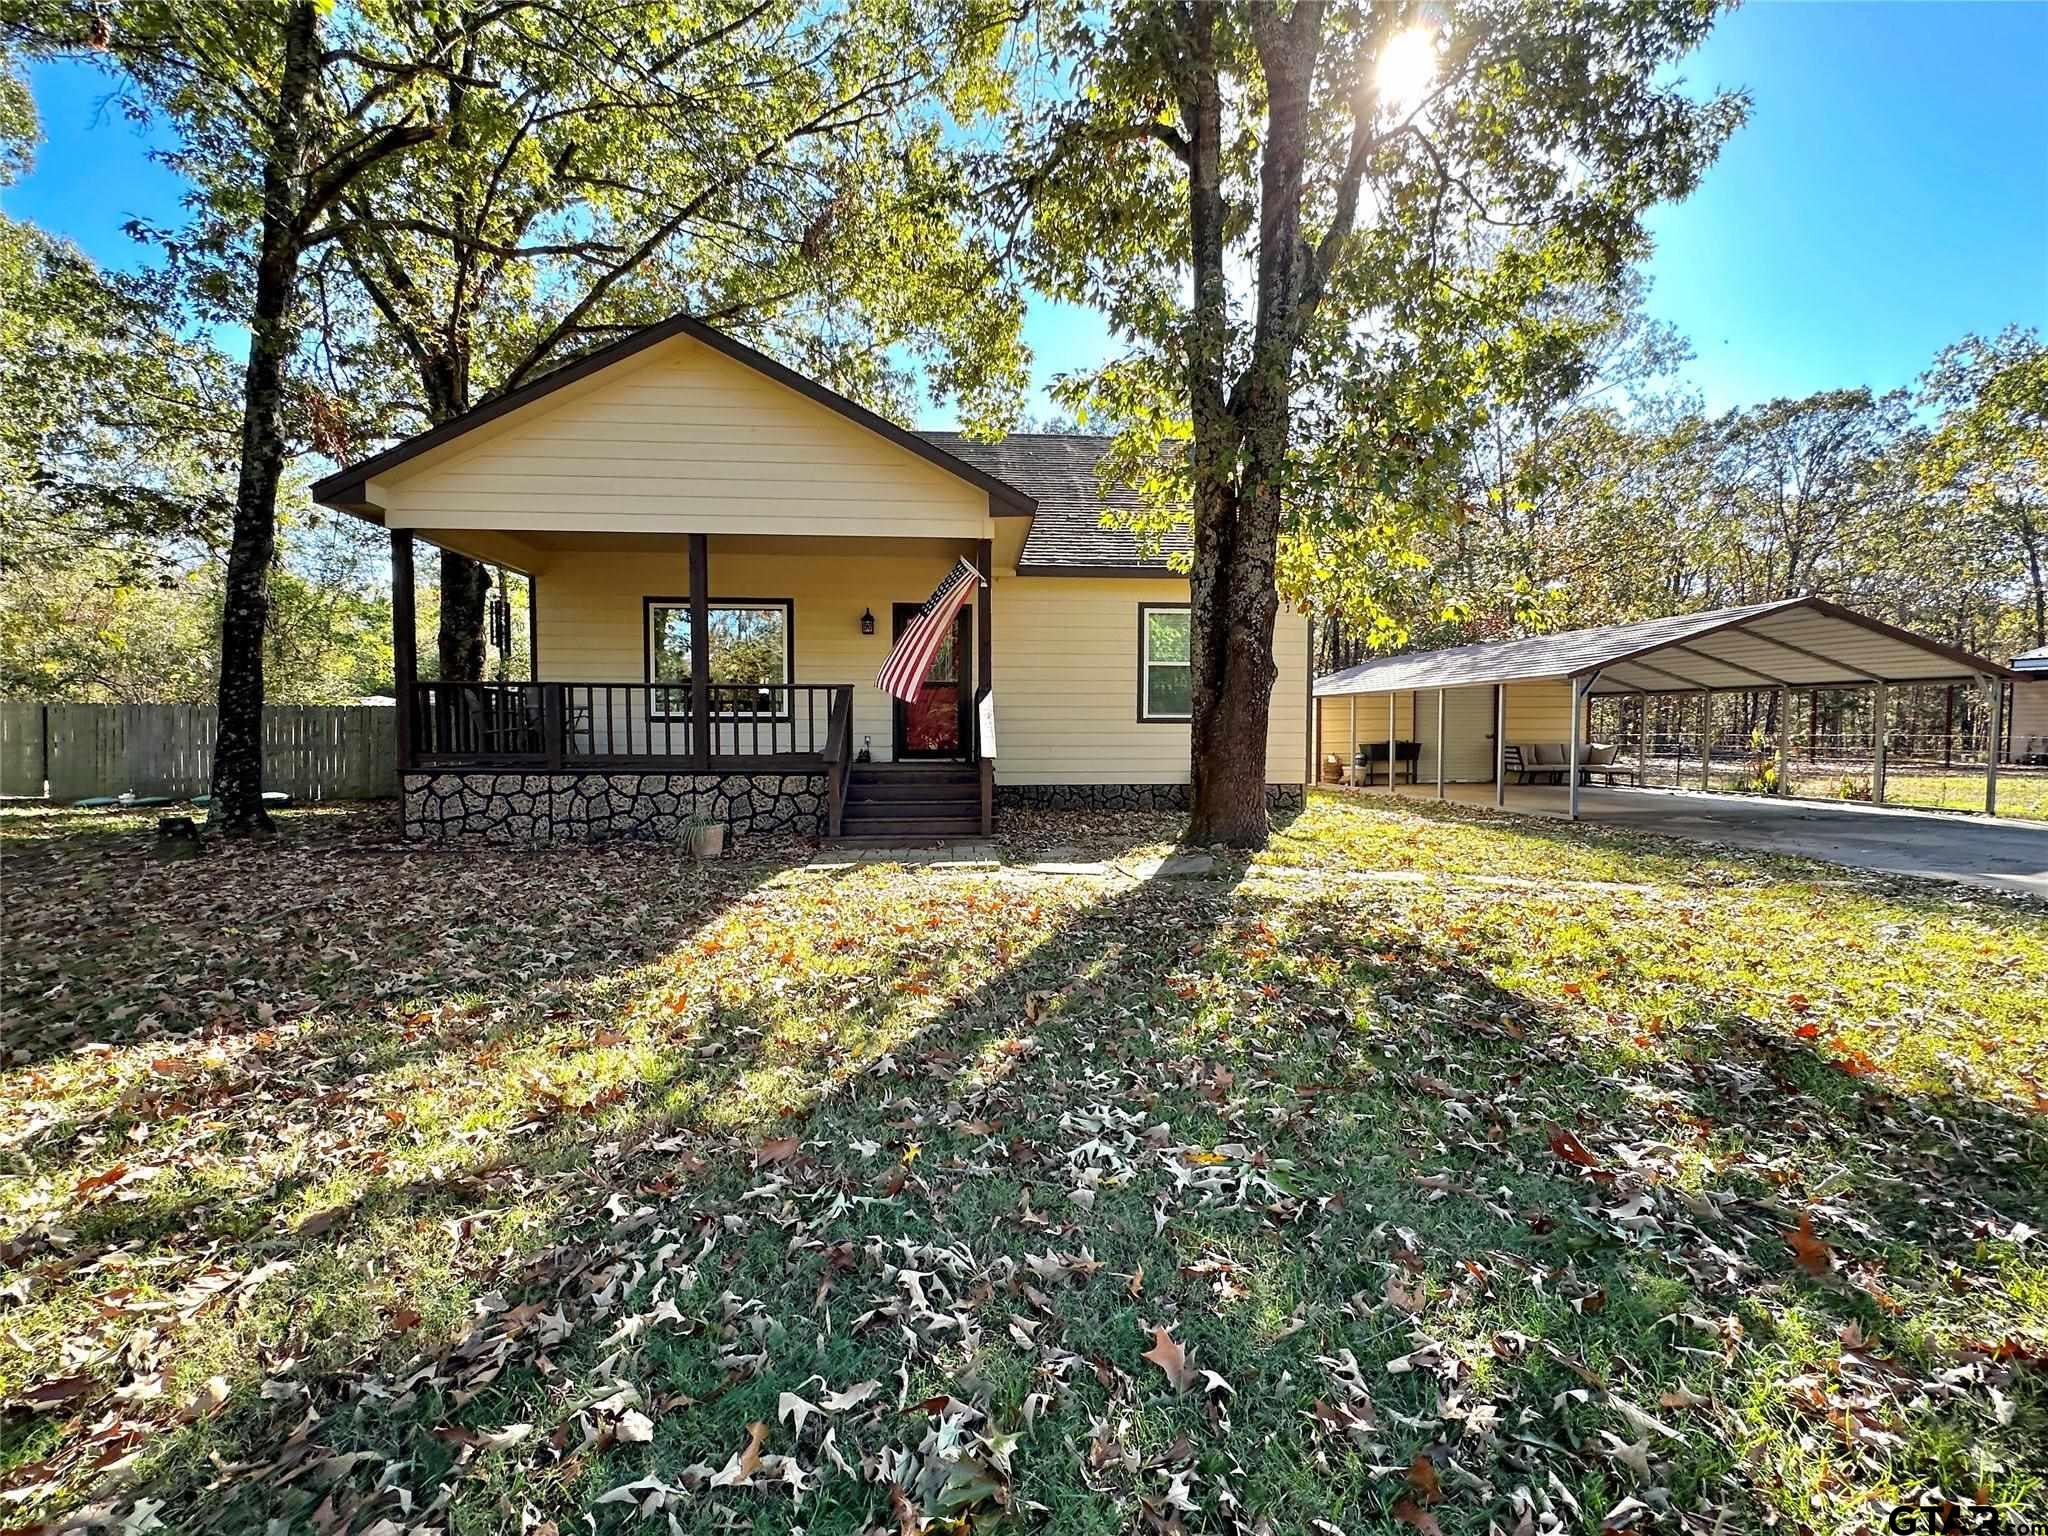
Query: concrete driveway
1374 782 2048 899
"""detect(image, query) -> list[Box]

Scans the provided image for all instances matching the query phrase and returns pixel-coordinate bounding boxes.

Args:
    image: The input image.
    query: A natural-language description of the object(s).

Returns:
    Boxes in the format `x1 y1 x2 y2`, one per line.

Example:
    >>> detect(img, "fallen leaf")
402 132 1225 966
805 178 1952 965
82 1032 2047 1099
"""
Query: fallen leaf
1141 1325 1193 1392
1407 1453 1442 1504
1393 1494 1444 1536
1548 1127 1600 1169
16 1373 99 1413
818 1379 881 1413
1784 1210 1833 1276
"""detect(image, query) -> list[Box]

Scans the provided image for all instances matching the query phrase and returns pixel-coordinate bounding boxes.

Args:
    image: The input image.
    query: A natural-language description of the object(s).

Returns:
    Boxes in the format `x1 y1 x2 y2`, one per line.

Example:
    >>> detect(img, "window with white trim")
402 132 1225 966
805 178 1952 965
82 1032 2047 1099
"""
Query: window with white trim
1139 605 1192 721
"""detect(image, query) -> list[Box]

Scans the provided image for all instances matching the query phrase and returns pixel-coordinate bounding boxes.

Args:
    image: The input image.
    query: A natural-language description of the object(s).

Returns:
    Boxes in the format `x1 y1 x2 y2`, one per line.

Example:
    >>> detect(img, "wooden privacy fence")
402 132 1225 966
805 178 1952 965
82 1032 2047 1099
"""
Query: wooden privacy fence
0 702 397 802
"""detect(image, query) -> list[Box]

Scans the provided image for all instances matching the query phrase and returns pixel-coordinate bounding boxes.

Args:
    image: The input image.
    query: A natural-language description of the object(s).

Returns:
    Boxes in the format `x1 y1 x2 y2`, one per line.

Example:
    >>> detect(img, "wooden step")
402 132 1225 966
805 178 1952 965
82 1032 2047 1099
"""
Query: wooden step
849 767 976 784
838 819 985 840
846 786 981 808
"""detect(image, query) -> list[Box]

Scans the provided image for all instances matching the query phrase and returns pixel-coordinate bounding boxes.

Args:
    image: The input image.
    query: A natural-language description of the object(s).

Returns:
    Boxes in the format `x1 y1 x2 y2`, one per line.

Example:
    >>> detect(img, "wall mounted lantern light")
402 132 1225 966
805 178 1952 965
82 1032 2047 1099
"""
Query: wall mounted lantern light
860 607 875 636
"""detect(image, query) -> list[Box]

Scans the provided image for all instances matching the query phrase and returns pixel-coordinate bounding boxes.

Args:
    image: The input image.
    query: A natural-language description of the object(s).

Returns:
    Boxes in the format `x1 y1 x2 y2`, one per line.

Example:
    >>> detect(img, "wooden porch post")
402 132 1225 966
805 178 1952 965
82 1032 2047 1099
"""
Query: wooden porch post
976 538 993 835
527 573 539 681
688 533 710 770
390 529 415 773
1872 680 1887 804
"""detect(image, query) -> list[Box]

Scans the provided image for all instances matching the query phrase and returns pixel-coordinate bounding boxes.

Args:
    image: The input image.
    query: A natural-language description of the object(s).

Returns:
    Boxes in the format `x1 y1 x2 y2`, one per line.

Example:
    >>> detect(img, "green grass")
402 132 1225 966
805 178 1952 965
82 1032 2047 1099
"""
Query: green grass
2 793 2044 1534
1714 766 2047 820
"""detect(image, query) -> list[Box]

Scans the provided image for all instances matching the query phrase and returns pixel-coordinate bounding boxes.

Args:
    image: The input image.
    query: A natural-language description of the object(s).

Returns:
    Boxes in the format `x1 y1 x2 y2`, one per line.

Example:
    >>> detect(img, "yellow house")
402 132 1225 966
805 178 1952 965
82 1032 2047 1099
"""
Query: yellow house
312 314 1312 843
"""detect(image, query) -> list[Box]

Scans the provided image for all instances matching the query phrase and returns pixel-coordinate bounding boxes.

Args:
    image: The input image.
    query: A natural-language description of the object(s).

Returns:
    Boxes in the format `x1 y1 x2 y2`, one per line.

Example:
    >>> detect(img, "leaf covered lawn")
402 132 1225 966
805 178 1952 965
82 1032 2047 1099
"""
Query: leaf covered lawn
2 791 2044 1535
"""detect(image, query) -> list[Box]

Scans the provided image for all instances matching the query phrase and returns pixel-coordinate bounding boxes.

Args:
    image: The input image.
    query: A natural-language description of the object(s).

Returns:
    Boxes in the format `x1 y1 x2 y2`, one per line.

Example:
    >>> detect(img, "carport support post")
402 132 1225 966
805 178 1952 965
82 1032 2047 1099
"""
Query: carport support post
1984 674 2002 816
1775 685 1791 796
1872 681 1887 804
1699 692 1711 791
1348 697 1357 785
1568 676 1586 821
1387 693 1396 793
1435 688 1446 800
1495 685 1507 808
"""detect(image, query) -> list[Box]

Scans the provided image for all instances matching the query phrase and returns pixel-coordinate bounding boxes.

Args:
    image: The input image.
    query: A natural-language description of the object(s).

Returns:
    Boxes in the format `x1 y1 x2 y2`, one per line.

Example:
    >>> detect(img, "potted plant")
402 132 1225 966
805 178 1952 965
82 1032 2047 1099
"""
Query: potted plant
686 811 726 860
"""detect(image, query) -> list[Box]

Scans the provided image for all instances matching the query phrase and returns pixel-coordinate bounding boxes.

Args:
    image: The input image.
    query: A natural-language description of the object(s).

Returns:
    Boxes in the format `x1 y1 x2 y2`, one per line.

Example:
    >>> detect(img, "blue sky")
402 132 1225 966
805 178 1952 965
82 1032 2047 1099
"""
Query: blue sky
7 2 2045 421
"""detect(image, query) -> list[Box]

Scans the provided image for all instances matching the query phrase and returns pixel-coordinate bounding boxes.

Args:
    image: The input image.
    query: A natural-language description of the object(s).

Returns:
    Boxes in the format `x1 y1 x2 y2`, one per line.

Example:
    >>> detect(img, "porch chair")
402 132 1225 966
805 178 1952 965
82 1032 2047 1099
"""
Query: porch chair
1577 744 1641 787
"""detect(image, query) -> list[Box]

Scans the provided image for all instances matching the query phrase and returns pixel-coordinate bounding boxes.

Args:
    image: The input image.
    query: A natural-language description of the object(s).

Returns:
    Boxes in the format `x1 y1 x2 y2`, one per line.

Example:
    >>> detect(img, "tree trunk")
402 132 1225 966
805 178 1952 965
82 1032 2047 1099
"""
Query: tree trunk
1187 461 1283 847
1184 1 1312 849
2016 501 2047 647
1178 1 1271 848
438 550 490 679
208 0 319 836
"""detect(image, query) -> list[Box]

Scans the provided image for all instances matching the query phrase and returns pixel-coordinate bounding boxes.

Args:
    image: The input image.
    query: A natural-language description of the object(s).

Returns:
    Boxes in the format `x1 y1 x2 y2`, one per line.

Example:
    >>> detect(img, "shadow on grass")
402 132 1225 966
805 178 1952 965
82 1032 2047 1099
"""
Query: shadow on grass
9 806 2041 1534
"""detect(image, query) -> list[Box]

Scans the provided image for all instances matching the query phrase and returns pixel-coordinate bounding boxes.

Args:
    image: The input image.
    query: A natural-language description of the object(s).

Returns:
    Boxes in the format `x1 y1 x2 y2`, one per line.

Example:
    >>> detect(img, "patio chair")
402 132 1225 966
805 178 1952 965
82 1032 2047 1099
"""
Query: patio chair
1578 744 1640 787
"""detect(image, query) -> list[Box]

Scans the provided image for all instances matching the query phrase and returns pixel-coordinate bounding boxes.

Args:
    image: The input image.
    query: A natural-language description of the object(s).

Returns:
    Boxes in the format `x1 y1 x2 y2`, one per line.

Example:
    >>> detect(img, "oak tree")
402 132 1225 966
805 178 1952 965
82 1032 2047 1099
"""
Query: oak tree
994 0 1744 844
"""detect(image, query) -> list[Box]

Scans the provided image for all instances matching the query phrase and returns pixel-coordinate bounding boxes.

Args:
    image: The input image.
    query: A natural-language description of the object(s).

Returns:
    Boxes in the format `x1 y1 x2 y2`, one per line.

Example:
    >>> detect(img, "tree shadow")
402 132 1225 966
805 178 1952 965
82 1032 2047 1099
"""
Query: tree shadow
0 804 810 1071
10 807 2040 1534
24 868 1253 1531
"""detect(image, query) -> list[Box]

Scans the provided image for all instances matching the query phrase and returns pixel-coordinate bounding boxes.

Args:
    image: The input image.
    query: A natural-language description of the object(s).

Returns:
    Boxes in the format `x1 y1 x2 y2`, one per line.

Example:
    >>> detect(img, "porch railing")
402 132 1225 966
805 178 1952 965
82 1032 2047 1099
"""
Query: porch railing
405 682 854 771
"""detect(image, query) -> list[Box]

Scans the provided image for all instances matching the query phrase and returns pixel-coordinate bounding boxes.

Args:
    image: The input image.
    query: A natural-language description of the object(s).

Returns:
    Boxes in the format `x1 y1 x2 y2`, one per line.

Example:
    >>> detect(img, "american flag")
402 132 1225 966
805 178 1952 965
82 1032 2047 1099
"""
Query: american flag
877 556 983 703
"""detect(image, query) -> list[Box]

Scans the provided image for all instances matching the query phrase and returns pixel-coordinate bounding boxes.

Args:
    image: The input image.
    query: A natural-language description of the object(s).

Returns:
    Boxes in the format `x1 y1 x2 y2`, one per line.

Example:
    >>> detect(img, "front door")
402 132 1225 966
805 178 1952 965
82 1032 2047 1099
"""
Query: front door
891 603 971 759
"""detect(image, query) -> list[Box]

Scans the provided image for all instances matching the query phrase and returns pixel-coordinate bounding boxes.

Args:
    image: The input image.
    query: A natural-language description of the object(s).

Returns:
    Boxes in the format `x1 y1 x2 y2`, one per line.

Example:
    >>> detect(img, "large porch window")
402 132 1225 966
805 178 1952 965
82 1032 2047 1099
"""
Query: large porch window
646 597 793 717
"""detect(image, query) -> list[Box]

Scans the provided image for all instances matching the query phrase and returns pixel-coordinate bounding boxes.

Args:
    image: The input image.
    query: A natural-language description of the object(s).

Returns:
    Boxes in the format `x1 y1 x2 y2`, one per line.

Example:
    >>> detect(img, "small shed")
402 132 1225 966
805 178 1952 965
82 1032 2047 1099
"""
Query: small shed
1314 597 2015 818
2013 645 2048 764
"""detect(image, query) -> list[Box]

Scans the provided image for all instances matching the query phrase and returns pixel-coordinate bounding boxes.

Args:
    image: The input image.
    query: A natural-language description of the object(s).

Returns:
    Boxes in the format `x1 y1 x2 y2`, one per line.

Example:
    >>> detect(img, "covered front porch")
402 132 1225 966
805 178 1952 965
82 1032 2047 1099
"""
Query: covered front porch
387 527 997 840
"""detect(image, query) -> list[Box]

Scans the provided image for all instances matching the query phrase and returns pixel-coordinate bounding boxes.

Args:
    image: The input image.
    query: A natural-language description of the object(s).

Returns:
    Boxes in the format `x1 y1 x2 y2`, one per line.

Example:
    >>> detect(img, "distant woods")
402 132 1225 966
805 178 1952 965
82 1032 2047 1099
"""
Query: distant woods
1315 316 2046 672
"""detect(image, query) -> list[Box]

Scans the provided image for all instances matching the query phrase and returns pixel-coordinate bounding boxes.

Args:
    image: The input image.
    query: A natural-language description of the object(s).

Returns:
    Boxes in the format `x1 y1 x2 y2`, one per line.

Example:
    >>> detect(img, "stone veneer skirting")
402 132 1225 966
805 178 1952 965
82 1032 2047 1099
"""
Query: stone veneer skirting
404 771 826 844
995 783 1305 814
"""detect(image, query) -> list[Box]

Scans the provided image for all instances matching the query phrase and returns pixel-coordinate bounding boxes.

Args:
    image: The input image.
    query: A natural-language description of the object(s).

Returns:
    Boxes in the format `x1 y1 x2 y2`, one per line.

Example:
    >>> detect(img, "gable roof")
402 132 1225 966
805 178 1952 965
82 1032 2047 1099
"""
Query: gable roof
310 313 1037 518
1316 597 2012 697
2015 644 2048 672
917 432 1188 574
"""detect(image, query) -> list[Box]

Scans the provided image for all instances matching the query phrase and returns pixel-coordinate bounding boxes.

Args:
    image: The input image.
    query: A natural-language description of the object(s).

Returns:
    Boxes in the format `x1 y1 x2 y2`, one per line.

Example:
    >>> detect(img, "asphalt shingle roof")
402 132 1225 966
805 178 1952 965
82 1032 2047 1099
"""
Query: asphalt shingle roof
916 432 1187 572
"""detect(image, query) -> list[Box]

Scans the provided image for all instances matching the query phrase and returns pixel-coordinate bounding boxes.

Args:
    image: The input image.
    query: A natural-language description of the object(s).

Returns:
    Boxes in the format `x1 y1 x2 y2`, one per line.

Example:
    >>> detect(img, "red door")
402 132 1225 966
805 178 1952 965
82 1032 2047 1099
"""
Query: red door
891 603 971 758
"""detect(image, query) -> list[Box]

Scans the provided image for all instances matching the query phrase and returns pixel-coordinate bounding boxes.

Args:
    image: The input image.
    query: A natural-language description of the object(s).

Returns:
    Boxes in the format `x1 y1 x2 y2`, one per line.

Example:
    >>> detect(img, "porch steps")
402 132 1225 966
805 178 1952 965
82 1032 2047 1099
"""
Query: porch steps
834 763 983 841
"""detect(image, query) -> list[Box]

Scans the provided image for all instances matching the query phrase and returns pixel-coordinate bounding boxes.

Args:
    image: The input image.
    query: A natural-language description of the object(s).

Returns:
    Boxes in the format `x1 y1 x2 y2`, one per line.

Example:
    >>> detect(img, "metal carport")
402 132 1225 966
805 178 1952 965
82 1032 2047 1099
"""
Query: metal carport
1313 597 2017 819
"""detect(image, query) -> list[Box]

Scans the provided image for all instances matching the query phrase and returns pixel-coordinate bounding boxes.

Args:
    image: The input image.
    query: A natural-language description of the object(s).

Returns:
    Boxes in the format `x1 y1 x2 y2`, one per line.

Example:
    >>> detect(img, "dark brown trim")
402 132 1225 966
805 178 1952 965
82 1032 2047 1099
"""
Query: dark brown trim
312 311 1037 516
687 538 710 768
526 573 540 682
1016 562 1184 580
1136 602 1192 723
643 592 796 722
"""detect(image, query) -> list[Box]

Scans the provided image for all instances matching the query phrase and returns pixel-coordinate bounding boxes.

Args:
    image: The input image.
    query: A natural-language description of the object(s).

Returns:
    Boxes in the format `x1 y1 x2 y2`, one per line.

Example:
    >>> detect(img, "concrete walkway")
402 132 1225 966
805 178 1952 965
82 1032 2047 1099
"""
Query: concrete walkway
1353 782 2048 900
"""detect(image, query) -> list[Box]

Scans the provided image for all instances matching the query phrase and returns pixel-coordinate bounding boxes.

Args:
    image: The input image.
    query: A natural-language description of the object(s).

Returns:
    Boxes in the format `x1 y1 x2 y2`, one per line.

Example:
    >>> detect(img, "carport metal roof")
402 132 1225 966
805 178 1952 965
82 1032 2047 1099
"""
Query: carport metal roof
1314 596 2012 698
